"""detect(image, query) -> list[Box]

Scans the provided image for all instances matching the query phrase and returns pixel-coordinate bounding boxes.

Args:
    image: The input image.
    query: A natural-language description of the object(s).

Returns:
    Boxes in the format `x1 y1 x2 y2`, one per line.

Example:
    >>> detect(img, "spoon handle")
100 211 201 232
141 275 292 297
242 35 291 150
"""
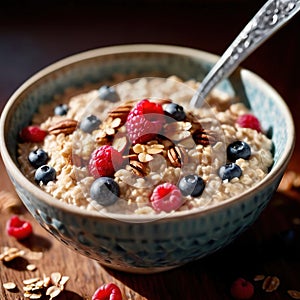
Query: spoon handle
191 0 300 108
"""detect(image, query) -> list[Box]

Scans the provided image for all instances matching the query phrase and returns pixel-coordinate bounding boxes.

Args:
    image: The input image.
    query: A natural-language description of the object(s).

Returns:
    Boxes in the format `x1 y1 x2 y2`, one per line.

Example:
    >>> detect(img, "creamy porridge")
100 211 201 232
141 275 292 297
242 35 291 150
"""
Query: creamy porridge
17 76 274 215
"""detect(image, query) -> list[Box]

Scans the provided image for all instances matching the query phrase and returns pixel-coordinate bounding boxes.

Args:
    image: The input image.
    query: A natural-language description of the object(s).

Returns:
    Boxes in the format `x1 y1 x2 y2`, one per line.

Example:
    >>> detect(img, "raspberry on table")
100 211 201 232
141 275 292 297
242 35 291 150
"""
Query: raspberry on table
88 145 124 178
6 215 33 240
150 183 183 213
230 277 254 300
236 114 262 132
125 99 165 144
92 283 122 300
20 125 48 143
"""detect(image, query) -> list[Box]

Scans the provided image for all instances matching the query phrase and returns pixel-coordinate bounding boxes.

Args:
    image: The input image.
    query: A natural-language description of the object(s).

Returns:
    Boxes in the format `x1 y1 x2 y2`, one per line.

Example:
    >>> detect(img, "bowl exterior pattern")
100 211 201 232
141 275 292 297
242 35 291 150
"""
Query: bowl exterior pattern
1 45 294 273
10 168 282 273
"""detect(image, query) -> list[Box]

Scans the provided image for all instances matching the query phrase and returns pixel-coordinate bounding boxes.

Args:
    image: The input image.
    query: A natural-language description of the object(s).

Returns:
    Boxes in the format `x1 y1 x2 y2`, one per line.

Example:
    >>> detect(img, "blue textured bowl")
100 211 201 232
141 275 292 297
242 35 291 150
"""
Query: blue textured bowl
0 44 295 273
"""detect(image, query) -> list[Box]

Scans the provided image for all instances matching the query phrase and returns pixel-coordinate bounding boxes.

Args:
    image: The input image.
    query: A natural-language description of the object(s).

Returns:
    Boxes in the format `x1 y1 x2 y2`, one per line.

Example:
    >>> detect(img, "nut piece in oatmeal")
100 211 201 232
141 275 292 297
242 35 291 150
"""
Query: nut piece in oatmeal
17 77 274 215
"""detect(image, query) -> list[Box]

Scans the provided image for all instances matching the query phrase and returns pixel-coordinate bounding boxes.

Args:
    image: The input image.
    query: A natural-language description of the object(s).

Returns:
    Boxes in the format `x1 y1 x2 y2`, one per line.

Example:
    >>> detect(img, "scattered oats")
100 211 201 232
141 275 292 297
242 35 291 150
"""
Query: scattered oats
3 282 17 290
21 272 69 299
288 290 300 299
46 285 62 299
23 277 40 285
29 293 42 299
43 275 51 287
254 274 265 281
35 280 45 288
23 285 34 292
262 275 280 292
24 291 32 298
0 246 25 262
50 272 62 286
59 275 70 287
24 250 44 261
26 264 37 271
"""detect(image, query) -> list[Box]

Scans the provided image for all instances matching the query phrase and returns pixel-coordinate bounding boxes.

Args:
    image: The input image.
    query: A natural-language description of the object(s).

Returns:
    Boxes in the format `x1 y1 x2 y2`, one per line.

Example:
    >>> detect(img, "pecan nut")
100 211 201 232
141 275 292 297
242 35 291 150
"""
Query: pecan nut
262 276 280 292
48 119 78 135
192 129 217 146
127 160 147 177
108 101 134 124
167 146 187 167
287 290 300 299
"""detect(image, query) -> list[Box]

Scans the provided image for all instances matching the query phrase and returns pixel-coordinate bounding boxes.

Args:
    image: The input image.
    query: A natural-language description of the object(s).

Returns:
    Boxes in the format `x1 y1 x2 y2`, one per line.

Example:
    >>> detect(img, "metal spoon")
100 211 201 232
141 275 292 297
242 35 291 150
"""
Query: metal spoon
190 0 300 108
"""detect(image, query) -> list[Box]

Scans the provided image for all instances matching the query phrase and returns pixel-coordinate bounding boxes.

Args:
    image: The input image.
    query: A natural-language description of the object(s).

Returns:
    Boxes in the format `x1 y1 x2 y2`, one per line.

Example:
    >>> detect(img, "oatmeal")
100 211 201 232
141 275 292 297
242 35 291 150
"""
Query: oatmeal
17 76 274 215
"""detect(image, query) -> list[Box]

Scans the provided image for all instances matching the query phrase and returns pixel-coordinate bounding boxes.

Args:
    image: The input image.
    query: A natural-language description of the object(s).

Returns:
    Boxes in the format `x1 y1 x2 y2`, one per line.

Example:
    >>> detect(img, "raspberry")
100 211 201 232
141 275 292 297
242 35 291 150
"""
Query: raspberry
88 145 123 178
230 277 254 300
6 215 33 240
125 99 165 144
92 283 122 300
150 183 183 213
20 125 48 142
236 114 262 132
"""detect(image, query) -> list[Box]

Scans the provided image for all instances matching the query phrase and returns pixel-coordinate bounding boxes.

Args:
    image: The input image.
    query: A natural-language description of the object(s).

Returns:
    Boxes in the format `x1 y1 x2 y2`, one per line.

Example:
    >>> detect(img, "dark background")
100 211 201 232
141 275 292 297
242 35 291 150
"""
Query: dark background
1 0 300 164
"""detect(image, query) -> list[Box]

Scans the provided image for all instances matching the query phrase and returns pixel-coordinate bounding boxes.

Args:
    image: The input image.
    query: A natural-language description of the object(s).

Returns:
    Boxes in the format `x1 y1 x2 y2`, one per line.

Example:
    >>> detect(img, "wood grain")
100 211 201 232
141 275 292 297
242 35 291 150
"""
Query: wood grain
1 2 300 299
1 151 300 299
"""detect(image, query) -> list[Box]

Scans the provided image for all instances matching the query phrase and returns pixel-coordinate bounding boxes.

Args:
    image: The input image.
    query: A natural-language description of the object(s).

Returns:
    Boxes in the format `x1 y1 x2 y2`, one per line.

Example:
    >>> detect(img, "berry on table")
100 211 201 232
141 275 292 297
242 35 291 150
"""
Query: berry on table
178 174 205 197
150 183 183 213
88 145 124 178
98 85 120 102
54 104 68 116
34 165 56 185
236 114 262 132
28 148 48 168
227 141 251 162
230 277 254 300
6 215 33 240
126 99 165 144
20 125 47 143
80 114 101 133
90 177 120 206
219 163 242 181
164 103 186 121
92 283 122 300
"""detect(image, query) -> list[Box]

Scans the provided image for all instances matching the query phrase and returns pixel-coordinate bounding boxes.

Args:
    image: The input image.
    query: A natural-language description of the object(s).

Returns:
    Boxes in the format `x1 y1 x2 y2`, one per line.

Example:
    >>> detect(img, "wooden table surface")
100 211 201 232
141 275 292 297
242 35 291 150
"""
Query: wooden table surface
1 1 300 299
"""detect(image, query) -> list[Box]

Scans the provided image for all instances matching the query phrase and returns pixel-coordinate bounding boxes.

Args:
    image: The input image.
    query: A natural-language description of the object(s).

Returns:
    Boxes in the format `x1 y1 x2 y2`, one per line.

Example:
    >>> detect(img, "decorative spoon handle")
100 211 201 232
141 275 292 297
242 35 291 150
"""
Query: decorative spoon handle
191 0 300 108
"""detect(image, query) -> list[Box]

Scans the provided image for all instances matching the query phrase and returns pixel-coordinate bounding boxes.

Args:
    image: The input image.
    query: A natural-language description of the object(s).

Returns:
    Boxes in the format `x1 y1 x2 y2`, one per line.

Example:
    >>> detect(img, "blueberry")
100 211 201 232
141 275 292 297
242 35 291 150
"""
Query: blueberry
35 165 56 185
80 114 101 133
178 174 205 197
90 177 120 206
227 141 251 161
54 104 68 116
98 85 120 102
28 148 48 168
218 163 242 181
164 103 186 121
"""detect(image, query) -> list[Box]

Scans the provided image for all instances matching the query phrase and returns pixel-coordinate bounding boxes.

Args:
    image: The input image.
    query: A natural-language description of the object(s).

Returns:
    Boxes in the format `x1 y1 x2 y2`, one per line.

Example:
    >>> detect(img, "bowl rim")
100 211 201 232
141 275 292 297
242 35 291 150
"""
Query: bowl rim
0 43 295 223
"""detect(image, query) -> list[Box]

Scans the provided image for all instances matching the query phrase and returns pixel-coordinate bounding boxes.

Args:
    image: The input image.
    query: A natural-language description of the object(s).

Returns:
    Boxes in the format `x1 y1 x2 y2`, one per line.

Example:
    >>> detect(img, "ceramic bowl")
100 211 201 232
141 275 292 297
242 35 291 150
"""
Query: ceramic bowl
0 44 295 273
